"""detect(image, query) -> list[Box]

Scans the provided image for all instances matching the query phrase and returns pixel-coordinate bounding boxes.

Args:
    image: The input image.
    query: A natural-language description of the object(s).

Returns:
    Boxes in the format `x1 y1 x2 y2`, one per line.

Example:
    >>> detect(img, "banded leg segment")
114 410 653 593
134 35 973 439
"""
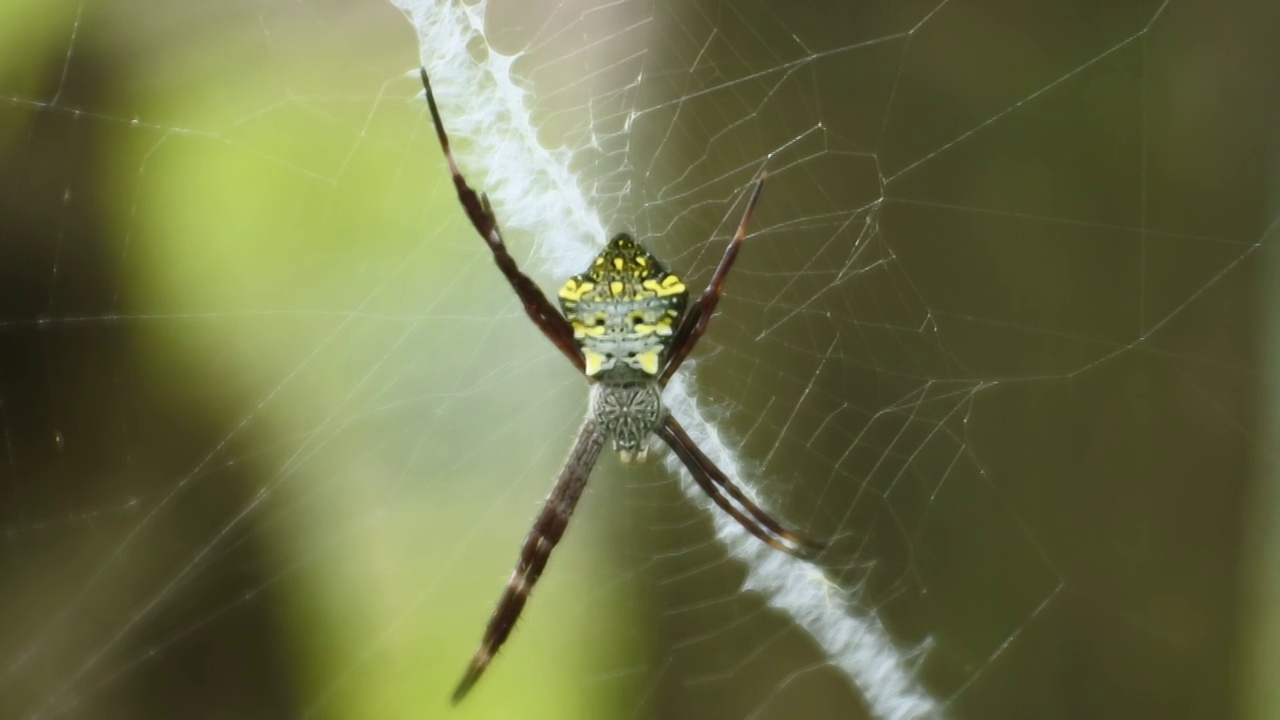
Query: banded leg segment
451 420 607 703
420 68 585 375
659 175 765 385
658 415 825 558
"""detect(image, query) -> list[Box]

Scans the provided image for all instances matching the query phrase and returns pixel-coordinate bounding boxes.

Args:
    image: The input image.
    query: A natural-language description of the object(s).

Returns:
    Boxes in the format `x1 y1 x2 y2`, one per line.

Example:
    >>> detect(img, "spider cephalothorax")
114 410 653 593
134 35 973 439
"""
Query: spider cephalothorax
418 67 825 704
587 382 663 462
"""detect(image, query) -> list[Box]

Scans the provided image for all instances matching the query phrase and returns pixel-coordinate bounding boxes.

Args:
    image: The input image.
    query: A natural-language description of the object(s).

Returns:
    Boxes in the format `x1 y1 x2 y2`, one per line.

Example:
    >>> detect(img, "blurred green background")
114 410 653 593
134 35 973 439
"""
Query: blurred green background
0 0 1276 719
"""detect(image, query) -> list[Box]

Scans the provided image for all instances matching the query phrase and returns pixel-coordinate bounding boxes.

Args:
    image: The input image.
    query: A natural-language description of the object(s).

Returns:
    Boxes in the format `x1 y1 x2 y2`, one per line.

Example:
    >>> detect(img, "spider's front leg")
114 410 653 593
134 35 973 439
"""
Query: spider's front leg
659 174 765 385
419 68 585 375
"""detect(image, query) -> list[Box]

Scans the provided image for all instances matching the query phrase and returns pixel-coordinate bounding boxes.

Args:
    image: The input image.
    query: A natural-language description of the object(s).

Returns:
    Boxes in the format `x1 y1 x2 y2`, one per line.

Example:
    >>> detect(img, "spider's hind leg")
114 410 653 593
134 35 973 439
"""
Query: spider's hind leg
658 414 826 559
451 420 607 702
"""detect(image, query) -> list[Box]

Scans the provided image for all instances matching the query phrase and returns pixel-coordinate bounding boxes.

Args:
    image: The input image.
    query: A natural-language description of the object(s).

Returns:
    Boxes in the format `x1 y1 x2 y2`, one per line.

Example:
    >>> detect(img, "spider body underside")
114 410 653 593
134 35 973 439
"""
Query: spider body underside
417 67 825 704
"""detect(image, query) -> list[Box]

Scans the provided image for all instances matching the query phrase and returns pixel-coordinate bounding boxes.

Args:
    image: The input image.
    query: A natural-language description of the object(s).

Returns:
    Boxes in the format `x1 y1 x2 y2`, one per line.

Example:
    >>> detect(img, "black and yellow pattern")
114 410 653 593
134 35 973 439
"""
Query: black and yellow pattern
558 233 688 379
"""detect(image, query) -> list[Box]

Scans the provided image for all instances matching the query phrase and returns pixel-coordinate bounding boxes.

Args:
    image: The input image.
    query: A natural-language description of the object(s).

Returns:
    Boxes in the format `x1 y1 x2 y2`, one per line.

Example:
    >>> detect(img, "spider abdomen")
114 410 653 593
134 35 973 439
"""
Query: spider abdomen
558 233 688 382
589 382 663 463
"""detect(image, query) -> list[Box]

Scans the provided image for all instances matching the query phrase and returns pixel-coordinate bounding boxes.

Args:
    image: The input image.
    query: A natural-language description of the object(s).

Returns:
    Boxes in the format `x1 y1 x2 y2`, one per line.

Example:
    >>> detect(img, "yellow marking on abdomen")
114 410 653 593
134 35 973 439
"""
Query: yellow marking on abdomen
633 321 671 337
635 348 661 375
571 321 606 339
559 279 594 302
643 275 685 297
583 349 605 376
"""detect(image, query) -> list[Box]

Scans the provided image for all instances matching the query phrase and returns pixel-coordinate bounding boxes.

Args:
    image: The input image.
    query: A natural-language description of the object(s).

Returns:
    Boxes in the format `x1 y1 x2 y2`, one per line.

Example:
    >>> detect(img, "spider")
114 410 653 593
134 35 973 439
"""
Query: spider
418 68 826 704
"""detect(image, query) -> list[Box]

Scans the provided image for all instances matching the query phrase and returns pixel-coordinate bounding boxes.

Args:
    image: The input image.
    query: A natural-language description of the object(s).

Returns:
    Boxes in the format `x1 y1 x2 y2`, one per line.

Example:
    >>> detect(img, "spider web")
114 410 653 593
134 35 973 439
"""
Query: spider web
0 1 1274 719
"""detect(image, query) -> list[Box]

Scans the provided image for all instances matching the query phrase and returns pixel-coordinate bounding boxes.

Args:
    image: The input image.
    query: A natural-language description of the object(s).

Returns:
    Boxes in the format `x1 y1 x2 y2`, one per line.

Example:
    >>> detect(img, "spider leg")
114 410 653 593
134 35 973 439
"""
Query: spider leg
658 415 826 558
659 175 765 386
452 420 607 703
419 68 585 375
